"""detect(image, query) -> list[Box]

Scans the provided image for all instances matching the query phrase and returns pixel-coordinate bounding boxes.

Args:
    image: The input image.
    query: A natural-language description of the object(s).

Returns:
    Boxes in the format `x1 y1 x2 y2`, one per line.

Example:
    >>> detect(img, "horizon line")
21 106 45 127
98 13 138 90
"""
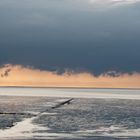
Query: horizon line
0 86 140 90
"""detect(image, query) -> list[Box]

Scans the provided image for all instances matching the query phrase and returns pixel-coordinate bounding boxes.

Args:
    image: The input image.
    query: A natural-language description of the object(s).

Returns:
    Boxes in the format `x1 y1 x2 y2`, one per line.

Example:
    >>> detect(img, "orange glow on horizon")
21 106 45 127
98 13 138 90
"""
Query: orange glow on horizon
0 64 140 88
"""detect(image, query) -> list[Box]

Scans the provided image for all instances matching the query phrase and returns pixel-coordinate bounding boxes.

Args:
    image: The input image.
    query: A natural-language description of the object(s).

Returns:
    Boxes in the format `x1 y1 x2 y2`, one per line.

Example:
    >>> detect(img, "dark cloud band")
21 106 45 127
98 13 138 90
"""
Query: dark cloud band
0 0 140 76
0 39 140 76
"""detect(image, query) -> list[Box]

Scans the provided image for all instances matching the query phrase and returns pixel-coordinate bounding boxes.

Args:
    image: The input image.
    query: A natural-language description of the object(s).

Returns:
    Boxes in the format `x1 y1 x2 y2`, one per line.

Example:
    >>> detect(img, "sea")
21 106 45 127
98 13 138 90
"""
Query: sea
0 87 140 140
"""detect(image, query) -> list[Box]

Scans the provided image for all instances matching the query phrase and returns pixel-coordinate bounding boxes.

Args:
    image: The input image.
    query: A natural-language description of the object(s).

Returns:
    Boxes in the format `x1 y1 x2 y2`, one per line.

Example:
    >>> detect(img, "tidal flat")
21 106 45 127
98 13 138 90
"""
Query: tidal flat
0 94 140 140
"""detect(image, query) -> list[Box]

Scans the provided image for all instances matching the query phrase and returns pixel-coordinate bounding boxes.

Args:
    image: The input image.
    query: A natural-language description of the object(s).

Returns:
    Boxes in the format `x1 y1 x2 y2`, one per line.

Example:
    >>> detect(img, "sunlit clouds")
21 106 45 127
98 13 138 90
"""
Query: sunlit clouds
0 64 140 88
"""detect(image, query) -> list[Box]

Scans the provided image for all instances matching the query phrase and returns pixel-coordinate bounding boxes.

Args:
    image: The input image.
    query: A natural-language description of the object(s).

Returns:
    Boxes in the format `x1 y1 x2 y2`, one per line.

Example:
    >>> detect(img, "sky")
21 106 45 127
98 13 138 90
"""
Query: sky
0 0 140 88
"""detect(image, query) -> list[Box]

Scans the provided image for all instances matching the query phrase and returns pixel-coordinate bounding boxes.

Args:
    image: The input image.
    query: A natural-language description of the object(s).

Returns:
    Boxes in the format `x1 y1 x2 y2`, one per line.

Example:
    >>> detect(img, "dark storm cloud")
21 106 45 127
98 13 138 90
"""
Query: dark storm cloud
0 0 140 76
1 68 11 78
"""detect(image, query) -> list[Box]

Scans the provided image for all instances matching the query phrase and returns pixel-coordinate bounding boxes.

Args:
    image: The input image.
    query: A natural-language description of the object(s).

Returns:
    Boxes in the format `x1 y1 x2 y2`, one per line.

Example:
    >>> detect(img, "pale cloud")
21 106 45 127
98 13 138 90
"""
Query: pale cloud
89 0 140 7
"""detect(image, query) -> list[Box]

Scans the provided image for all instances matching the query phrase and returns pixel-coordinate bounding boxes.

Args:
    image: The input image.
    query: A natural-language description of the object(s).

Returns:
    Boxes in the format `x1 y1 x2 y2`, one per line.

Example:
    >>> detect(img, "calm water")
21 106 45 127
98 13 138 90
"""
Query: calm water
0 88 140 140
0 87 140 99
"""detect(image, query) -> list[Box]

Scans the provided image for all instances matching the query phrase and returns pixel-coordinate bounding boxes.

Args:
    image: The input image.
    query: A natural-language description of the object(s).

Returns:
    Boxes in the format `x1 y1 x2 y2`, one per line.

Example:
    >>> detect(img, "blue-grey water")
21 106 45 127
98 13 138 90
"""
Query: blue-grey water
0 88 140 140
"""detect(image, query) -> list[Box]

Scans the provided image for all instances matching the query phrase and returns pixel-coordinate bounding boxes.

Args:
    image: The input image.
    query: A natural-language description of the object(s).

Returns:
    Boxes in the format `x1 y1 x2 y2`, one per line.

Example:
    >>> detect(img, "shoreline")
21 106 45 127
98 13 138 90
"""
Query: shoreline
0 86 140 90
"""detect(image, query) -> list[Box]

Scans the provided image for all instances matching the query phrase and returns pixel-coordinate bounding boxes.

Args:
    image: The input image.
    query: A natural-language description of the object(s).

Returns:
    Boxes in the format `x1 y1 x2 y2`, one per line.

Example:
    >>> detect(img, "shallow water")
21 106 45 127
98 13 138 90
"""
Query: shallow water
0 88 140 139
0 87 140 99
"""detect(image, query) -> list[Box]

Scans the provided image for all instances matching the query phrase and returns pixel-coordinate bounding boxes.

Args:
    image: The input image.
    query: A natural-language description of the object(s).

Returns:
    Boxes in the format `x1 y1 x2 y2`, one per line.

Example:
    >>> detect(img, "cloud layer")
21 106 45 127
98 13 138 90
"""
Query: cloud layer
0 0 140 78
89 0 140 6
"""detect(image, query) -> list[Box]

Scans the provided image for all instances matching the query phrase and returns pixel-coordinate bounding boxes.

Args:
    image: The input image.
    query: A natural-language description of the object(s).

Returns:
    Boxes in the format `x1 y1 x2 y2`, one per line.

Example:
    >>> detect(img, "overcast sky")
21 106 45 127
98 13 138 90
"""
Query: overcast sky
0 0 140 76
